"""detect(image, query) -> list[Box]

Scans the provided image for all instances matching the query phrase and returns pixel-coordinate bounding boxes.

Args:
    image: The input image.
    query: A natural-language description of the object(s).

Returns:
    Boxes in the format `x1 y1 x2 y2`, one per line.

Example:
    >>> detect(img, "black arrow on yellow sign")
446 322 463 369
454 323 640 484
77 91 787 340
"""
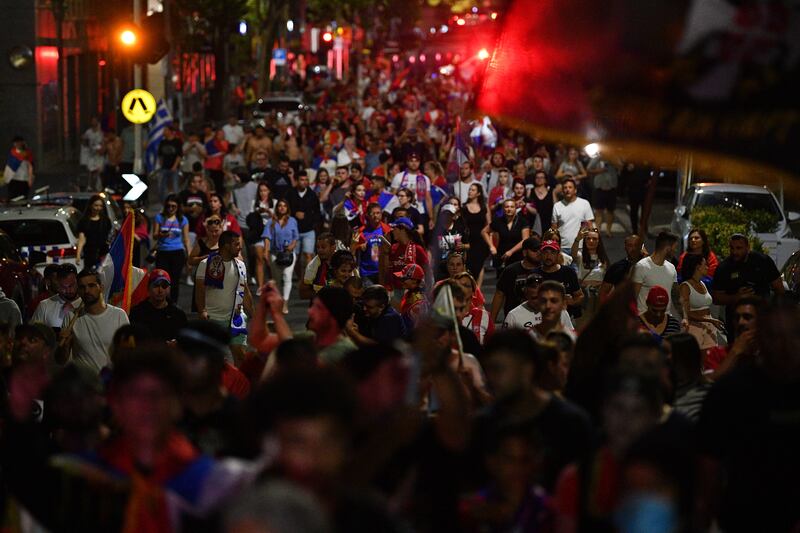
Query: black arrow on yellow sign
128 97 149 113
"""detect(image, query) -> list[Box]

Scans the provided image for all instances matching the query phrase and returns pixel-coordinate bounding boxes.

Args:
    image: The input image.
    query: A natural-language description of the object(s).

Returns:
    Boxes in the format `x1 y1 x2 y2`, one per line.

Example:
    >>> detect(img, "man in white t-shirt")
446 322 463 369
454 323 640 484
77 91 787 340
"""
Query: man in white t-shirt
504 273 574 335
222 116 245 147
530 280 577 342
390 152 434 229
196 231 254 362
57 270 129 373
551 177 594 252
632 231 679 313
31 264 82 330
450 161 482 204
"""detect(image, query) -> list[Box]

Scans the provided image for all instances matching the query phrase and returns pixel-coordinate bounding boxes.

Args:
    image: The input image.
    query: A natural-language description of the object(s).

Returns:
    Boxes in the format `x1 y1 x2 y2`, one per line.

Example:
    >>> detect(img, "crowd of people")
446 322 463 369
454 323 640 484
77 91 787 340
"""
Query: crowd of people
0 59 798 533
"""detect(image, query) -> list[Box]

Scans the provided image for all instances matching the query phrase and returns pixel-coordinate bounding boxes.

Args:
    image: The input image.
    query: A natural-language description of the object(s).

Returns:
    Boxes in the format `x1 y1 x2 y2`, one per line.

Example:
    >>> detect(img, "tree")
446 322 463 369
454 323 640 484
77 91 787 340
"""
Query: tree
173 0 249 118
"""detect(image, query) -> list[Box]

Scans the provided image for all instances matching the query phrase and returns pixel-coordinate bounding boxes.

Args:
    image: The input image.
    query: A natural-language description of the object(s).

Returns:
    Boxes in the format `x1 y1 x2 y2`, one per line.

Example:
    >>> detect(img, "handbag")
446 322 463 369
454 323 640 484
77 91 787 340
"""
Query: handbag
274 251 294 267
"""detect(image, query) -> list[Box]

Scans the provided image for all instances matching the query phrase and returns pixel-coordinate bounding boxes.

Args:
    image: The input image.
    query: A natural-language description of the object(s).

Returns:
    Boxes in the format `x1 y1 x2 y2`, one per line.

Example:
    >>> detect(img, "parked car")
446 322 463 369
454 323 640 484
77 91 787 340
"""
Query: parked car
27 191 125 232
671 183 800 268
252 93 311 126
0 229 40 316
782 249 800 293
0 205 82 275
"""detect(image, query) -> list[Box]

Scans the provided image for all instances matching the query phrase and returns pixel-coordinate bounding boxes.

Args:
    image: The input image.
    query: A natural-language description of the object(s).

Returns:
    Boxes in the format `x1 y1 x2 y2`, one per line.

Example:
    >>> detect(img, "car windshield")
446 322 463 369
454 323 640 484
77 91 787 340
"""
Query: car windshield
694 191 783 220
0 219 71 246
258 100 303 113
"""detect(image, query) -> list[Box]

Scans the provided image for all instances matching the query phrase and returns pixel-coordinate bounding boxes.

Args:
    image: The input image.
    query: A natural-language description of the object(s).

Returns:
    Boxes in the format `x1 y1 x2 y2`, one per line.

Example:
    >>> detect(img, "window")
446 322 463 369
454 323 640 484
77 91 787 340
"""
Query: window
694 191 783 220
0 219 71 246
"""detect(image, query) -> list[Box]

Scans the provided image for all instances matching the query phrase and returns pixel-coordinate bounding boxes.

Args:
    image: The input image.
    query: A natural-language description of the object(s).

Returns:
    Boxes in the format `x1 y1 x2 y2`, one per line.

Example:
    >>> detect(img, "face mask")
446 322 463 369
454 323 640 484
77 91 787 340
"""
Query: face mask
614 493 677 533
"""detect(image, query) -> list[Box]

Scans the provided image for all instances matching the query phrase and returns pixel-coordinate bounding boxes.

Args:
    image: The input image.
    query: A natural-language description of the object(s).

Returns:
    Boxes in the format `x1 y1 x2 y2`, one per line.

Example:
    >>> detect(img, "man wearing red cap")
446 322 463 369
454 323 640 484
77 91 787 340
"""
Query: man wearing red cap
533 239 584 315
129 269 188 343
638 285 682 341
395 264 429 331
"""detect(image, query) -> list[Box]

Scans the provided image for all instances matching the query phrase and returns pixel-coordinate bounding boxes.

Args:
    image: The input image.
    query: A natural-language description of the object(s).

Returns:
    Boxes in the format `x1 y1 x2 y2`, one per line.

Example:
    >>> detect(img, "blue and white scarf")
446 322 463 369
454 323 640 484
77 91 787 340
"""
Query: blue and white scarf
205 253 248 336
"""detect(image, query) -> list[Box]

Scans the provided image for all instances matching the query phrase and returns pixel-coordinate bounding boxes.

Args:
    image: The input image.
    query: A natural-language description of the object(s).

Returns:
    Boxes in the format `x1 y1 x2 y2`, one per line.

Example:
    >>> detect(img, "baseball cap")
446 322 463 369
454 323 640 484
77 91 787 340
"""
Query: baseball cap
391 217 414 230
16 323 57 350
646 285 669 306
149 269 171 286
541 239 561 252
393 264 425 282
440 203 458 215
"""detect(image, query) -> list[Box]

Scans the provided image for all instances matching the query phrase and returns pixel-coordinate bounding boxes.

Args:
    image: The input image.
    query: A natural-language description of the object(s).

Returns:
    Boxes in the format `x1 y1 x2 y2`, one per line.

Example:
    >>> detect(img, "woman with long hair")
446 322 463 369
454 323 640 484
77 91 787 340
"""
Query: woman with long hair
676 228 718 282
313 167 335 223
264 198 299 314
679 253 725 350
529 170 556 234
437 197 468 280
511 178 541 234
462 183 492 288
341 182 369 228
453 271 494 345
76 194 113 270
187 214 223 310
485 198 531 274
153 194 191 303
250 181 277 288
196 192 241 237
571 226 610 322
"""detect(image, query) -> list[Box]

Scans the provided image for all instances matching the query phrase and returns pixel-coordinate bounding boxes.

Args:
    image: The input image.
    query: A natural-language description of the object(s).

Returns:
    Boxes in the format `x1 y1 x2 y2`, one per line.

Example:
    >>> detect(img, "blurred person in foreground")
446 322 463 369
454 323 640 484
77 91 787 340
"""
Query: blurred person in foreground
697 301 800 532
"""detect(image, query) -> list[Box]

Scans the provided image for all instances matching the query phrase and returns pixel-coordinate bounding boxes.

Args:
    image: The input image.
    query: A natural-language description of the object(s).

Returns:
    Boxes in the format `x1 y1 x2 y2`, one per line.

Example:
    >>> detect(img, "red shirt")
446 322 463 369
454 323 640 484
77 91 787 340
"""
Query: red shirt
221 362 250 399
388 242 428 289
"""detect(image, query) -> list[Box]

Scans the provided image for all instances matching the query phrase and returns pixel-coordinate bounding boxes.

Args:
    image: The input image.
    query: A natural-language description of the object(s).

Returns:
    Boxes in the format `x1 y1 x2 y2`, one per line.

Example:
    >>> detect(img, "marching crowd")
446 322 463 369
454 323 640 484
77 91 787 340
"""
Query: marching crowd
0 60 798 533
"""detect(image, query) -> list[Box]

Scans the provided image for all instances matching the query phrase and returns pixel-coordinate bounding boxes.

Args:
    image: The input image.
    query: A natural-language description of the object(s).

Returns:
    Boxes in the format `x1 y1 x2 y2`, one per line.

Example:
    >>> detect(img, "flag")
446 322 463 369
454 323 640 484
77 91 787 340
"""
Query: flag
144 99 173 173
445 116 470 184
4 147 31 185
431 283 464 368
476 0 800 196
107 213 136 312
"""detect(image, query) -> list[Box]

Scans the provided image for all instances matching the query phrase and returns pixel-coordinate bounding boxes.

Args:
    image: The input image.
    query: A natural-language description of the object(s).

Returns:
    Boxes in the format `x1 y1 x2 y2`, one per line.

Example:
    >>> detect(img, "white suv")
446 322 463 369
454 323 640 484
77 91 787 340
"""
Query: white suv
0 205 82 274
671 183 800 268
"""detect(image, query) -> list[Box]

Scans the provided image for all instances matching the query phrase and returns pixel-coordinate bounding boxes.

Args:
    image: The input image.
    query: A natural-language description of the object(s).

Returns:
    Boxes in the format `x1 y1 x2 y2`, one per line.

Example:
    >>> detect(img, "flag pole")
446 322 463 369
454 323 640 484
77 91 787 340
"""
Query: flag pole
444 284 465 371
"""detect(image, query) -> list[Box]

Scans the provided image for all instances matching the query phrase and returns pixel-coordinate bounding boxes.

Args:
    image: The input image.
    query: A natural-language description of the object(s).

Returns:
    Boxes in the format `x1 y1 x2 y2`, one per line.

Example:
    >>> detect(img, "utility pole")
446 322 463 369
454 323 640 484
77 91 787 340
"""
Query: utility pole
133 0 143 175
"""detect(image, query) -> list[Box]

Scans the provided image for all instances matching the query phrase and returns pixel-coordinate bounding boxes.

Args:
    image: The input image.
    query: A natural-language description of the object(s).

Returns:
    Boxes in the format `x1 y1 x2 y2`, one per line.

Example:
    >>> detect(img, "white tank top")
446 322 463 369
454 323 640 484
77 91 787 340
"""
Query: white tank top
685 280 712 310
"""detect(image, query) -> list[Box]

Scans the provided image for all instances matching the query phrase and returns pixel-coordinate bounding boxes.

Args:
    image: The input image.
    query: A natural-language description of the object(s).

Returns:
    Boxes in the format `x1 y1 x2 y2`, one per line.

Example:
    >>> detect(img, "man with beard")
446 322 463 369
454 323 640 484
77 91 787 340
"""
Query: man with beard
391 153 434 231
490 237 542 324
31 264 82 332
712 233 783 338
705 296 764 377
533 240 584 315
56 270 129 373
129 269 188 343
599 234 644 299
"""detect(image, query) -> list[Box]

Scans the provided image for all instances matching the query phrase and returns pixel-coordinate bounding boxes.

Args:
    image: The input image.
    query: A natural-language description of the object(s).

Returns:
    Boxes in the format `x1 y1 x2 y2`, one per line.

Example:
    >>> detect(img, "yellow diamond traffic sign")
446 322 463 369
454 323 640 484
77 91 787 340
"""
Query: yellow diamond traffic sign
121 89 156 124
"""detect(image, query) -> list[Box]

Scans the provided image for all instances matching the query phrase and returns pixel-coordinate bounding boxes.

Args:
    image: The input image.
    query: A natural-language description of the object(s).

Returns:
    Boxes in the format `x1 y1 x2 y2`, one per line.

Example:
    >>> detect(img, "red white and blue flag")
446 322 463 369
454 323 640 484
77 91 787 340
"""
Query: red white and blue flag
4 147 32 183
445 117 470 184
107 213 136 312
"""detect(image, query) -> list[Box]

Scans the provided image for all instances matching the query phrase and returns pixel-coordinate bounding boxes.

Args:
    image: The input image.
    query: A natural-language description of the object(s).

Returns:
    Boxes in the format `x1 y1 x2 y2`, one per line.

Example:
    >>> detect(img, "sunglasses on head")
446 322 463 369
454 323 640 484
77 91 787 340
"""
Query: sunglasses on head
207 219 222 225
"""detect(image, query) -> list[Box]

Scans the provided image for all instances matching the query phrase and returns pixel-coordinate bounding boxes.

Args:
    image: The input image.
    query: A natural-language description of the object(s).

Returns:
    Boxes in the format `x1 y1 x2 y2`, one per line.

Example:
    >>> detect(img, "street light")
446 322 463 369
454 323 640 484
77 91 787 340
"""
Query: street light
119 29 137 46
584 143 601 158
477 48 489 60
322 31 333 42
287 19 294 32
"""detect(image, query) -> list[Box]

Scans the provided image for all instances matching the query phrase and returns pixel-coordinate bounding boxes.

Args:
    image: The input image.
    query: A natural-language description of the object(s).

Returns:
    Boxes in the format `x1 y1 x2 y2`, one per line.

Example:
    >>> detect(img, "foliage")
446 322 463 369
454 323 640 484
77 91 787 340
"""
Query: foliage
690 206 777 257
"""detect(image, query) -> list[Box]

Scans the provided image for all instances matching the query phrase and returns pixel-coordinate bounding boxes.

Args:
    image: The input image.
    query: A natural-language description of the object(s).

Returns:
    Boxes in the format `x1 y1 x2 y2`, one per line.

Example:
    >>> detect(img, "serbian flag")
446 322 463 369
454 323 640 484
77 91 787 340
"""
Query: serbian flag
477 0 800 197
445 116 470 184
107 213 136 312
4 147 32 184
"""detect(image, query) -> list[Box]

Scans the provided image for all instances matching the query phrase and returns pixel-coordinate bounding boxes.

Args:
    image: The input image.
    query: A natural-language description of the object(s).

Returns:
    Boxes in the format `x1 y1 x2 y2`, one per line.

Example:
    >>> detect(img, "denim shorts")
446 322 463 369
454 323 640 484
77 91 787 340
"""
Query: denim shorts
298 230 316 255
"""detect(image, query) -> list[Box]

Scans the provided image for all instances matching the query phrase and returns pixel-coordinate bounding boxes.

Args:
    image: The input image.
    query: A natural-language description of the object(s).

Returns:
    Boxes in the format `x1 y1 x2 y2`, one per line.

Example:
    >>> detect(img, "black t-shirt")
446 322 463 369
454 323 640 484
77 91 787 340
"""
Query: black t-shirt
77 217 112 252
603 257 635 286
266 168 292 200
157 138 183 169
129 300 188 342
535 265 581 315
490 215 530 264
496 260 538 318
714 252 780 325
697 363 800 532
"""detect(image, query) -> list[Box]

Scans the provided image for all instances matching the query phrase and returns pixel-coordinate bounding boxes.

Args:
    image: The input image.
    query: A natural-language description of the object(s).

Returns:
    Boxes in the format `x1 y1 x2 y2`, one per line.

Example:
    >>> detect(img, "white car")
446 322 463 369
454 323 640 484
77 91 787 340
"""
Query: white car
0 205 82 274
252 93 311 126
672 183 800 268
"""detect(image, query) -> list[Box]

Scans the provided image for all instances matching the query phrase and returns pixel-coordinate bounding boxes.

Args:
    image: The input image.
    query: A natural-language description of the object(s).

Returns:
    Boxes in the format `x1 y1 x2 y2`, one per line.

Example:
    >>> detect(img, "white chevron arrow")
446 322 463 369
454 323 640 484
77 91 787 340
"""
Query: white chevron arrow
121 173 148 202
